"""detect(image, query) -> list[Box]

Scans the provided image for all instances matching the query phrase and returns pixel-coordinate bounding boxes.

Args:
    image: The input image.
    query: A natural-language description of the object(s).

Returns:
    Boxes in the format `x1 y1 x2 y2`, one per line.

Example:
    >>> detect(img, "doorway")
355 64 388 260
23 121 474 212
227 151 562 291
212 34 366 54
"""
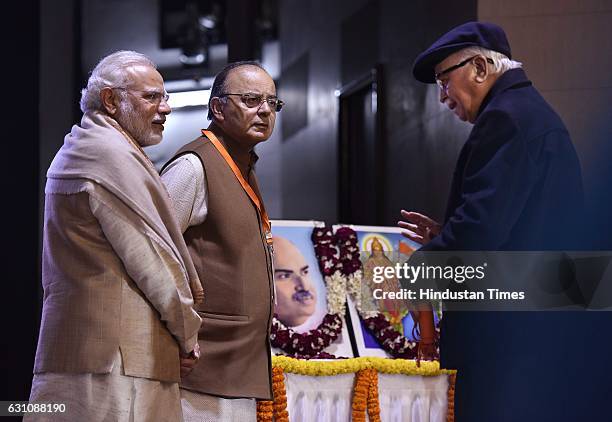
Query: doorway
338 66 385 225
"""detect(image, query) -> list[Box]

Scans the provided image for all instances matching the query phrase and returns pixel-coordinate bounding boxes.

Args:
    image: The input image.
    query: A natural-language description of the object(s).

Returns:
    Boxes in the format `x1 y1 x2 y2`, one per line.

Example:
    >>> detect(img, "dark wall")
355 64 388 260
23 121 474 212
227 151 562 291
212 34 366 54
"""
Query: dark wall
278 0 477 225
475 1 612 251
5 0 79 402
2 0 40 402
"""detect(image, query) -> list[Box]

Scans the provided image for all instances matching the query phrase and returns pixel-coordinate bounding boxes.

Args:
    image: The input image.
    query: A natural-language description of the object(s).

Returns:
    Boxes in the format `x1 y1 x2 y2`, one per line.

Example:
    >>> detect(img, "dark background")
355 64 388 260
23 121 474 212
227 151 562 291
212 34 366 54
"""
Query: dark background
2 0 39 405
4 0 612 419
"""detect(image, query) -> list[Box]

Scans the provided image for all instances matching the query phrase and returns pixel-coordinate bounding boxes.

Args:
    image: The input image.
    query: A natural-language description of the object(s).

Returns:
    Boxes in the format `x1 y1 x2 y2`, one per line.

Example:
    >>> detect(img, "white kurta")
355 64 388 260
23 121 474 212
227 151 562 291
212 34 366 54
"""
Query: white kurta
27 190 191 422
162 153 257 421
26 352 182 422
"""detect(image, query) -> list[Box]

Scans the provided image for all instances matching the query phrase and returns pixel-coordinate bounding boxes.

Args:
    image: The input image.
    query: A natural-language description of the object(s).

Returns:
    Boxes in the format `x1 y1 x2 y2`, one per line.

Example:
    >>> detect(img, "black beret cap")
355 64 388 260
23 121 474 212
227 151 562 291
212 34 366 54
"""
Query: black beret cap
413 21 512 83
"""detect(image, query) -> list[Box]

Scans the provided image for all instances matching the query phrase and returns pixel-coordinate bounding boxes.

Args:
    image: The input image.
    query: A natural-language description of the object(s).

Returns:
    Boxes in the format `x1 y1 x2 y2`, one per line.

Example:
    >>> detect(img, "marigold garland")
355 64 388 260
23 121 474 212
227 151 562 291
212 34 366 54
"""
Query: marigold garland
262 357 455 422
256 400 273 422
256 367 291 422
447 372 457 422
367 368 381 422
271 355 454 377
271 366 289 422
351 369 369 422
351 368 382 422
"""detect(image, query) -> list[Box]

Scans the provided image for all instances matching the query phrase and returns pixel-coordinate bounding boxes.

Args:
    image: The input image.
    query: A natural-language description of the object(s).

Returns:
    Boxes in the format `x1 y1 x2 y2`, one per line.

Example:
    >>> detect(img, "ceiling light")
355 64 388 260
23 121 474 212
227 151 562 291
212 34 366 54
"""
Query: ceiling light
168 89 211 109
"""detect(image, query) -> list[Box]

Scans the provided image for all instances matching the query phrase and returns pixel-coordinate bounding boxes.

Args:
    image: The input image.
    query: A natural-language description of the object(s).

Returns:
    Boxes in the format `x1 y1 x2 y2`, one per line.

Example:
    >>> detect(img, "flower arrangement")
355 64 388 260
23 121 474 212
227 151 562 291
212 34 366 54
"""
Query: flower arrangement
257 356 456 422
447 372 456 422
270 313 343 358
361 313 419 359
352 368 381 422
271 224 438 360
351 368 369 422
270 225 347 359
271 366 289 422
311 227 347 316
328 226 423 359
257 366 288 422
271 355 450 377
367 368 381 422
255 400 273 422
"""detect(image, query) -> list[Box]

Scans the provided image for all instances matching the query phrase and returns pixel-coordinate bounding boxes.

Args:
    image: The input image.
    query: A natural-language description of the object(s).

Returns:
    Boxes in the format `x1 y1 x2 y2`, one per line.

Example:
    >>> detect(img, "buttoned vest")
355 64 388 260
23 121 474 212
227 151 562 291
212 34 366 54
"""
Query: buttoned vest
164 136 274 399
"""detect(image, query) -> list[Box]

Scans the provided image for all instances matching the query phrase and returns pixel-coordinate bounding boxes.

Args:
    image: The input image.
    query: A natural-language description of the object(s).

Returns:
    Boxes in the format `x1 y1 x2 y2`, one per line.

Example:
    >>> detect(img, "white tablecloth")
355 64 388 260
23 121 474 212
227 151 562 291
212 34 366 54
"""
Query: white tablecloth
284 372 449 422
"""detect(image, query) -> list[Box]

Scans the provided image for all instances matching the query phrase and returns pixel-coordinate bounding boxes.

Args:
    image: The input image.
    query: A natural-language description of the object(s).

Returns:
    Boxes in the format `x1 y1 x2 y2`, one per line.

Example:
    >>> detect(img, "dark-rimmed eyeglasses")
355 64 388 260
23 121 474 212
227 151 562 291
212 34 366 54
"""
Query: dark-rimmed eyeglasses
219 93 284 112
112 87 170 105
435 55 494 92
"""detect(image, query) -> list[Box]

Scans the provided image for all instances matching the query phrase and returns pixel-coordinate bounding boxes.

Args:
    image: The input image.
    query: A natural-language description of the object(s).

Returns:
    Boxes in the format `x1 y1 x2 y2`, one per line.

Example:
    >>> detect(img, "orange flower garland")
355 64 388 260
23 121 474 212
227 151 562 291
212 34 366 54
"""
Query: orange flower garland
351 369 369 422
259 357 455 421
272 366 289 422
446 372 457 422
259 366 382 422
351 368 381 422
257 366 289 422
256 400 273 422
366 369 381 422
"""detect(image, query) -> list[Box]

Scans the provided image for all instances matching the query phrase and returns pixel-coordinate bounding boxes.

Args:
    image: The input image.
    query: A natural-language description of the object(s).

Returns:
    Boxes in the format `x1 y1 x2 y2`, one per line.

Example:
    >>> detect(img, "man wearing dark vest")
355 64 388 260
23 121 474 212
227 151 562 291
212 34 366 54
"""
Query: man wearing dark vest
161 61 283 421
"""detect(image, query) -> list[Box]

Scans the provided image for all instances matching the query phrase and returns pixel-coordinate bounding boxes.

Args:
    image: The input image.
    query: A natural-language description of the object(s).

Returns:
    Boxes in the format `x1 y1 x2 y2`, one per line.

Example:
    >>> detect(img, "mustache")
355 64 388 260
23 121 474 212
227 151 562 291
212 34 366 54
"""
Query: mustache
292 290 313 303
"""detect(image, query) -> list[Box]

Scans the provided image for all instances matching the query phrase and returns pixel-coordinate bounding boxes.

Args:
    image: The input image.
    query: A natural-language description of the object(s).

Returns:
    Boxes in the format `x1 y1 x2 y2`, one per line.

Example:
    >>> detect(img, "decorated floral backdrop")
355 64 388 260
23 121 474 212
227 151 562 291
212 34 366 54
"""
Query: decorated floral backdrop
270 220 354 358
269 220 440 361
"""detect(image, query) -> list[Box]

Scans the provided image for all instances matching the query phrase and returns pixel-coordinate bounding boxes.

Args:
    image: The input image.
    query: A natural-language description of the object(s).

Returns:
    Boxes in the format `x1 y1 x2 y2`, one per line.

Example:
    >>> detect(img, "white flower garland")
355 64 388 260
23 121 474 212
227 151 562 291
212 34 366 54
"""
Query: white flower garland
325 271 347 316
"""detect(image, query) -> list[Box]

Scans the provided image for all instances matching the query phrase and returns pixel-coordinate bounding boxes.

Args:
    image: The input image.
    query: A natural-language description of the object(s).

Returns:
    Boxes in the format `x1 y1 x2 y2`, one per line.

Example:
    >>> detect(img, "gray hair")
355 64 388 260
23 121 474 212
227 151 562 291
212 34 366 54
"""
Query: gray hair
80 50 157 113
456 46 522 74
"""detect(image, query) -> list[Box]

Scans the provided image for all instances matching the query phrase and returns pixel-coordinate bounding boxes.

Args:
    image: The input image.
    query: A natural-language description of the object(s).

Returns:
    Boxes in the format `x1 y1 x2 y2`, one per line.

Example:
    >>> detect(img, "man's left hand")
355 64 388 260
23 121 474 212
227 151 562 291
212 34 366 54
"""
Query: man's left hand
180 342 201 377
398 210 441 244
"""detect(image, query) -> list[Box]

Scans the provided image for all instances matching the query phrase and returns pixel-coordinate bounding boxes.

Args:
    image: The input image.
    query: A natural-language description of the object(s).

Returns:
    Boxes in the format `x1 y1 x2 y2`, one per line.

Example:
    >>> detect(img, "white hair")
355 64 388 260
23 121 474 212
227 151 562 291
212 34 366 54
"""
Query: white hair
79 50 157 113
456 46 522 74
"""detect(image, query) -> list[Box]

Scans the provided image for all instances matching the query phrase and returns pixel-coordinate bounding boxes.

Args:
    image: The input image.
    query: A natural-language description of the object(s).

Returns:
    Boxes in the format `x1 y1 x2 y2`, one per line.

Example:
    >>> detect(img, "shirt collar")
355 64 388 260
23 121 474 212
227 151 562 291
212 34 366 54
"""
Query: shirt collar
205 124 259 176
477 68 532 117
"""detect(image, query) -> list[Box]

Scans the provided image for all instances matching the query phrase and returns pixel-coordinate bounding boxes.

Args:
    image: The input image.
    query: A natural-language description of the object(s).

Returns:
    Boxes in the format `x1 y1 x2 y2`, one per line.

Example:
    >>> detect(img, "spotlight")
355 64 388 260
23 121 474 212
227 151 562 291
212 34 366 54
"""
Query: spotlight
179 52 206 66
178 3 209 68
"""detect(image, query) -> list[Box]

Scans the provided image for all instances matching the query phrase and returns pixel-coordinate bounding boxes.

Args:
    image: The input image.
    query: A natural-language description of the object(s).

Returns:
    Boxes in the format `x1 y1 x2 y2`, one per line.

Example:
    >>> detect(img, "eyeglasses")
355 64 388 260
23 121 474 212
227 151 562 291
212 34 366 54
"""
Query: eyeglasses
112 87 170 105
219 93 284 112
435 55 494 92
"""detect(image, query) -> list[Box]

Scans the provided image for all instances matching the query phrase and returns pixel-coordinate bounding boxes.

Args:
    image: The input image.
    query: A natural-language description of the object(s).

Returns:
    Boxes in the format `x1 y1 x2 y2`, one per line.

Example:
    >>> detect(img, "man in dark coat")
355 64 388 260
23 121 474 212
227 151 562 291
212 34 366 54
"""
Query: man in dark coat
399 21 611 421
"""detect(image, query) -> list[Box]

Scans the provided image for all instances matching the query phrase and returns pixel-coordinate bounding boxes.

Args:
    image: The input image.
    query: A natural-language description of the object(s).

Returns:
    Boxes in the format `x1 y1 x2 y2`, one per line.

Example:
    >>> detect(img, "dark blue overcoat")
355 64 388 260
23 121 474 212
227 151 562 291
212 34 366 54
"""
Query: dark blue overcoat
419 69 611 421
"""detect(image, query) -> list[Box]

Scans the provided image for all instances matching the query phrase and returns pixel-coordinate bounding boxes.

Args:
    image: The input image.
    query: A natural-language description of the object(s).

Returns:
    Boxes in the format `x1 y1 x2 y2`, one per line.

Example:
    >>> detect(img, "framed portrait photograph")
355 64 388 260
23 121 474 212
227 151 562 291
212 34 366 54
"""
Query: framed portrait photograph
335 225 442 358
270 220 354 358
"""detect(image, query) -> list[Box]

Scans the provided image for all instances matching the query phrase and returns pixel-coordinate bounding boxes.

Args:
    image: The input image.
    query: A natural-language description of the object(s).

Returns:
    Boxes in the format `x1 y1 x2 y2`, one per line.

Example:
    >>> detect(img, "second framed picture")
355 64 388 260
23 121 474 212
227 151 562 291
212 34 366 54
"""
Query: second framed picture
335 224 442 358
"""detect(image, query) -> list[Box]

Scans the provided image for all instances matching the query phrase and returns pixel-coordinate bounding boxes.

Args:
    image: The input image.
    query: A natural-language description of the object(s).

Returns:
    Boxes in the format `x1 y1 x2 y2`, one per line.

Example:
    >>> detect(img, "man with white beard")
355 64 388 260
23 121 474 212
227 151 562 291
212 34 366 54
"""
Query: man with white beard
26 51 203 422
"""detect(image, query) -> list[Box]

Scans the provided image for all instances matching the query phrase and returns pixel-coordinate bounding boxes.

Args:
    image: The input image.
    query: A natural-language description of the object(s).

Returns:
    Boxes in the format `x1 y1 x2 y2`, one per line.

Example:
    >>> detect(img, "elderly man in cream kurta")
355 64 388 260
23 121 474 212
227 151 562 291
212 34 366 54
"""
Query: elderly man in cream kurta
26 51 203 422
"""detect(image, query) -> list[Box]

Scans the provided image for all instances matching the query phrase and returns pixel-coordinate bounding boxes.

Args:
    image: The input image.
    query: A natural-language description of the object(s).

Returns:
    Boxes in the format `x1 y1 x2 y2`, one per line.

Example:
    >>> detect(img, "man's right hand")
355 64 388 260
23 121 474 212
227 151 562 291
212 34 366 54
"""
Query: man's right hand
398 210 441 245
180 342 201 378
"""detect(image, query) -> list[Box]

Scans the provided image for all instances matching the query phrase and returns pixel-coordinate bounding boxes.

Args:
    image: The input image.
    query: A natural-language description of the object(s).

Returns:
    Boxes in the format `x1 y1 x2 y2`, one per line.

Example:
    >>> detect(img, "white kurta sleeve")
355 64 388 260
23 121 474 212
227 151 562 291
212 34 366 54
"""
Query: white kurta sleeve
89 192 201 354
161 153 208 232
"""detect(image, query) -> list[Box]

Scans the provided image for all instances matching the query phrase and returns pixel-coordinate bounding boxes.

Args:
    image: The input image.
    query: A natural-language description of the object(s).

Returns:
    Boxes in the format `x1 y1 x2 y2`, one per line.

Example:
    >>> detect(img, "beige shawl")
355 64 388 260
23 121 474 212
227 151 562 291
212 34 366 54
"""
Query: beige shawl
47 111 204 302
